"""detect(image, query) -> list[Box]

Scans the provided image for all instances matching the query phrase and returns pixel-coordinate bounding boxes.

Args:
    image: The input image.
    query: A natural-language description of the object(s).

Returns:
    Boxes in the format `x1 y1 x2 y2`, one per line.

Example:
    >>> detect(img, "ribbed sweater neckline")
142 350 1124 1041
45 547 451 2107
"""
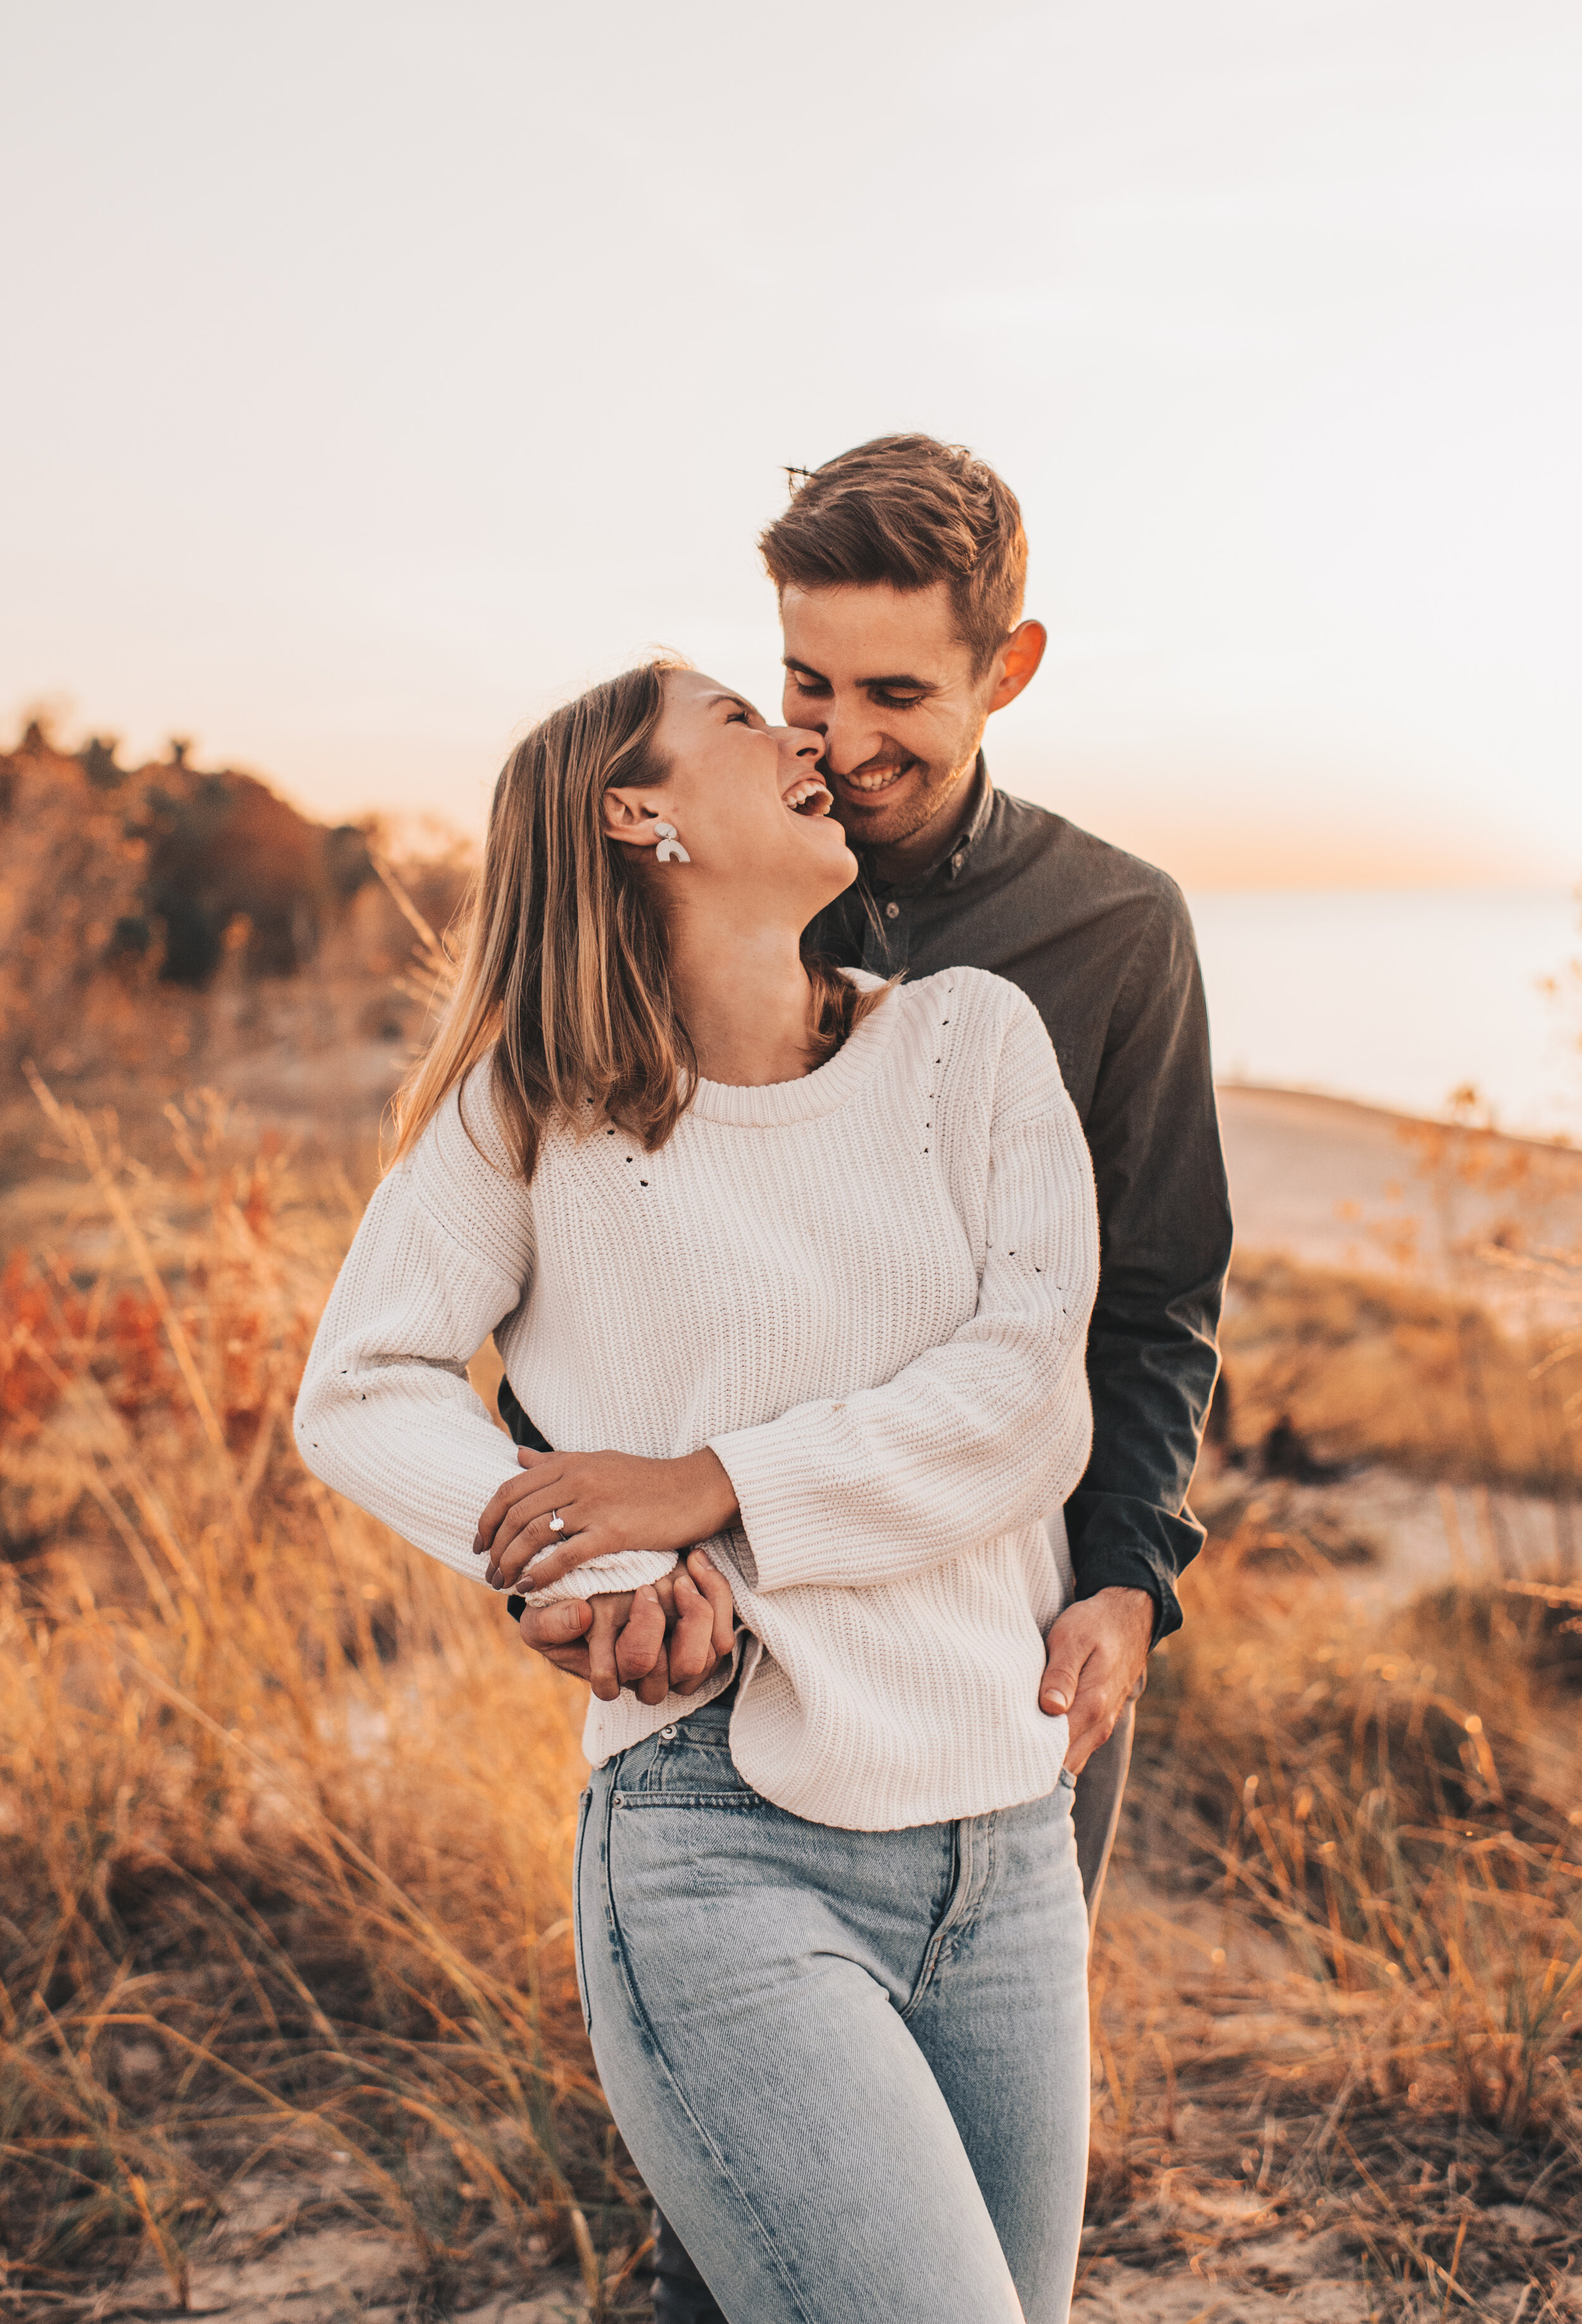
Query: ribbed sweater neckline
687 974 899 1128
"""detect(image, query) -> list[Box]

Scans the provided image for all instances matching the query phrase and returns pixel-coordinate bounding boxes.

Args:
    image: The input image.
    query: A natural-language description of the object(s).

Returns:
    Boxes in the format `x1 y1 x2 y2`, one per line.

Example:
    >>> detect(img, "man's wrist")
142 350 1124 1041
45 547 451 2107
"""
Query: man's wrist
1071 1555 1173 1644
1090 1584 1156 1654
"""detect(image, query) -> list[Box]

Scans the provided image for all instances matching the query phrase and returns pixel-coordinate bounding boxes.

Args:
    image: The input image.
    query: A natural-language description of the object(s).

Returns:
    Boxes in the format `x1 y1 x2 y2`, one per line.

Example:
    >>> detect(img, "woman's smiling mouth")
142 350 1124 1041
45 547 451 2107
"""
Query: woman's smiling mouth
782 776 834 815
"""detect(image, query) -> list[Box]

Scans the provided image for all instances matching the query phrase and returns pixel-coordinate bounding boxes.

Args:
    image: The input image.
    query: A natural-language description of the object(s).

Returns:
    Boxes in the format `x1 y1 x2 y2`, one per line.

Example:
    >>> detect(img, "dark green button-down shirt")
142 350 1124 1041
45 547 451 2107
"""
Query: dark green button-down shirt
502 759 1231 1641
799 761 1232 1640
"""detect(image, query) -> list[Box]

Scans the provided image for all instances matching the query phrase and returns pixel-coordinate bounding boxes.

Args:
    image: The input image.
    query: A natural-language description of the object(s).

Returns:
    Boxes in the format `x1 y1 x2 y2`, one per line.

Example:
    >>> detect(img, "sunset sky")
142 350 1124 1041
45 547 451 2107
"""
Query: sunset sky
4 0 1580 887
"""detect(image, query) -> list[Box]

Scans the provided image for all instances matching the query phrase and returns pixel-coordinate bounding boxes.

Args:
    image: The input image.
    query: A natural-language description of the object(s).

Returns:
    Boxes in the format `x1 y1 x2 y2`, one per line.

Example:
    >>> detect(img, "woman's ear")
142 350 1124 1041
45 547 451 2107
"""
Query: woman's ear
601 787 664 849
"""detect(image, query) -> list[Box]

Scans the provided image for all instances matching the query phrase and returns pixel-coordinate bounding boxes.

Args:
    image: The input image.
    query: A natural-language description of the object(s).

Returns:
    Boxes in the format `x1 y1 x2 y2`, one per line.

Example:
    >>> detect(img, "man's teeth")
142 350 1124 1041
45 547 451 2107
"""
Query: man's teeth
842 766 907 793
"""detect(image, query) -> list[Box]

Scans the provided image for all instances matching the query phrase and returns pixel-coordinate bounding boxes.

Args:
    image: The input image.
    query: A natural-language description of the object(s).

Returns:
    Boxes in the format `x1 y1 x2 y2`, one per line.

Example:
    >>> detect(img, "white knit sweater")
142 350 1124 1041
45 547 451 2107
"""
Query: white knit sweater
295 968 1100 1830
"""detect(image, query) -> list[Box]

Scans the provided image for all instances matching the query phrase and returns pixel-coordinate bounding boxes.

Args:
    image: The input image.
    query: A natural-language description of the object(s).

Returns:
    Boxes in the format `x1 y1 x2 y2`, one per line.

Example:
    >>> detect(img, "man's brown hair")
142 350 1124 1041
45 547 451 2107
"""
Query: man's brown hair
759 434 1028 674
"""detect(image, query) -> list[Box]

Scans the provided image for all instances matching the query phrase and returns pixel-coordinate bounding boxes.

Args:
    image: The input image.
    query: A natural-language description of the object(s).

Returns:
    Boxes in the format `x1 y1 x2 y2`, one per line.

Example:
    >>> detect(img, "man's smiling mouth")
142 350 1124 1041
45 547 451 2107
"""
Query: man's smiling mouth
833 761 914 797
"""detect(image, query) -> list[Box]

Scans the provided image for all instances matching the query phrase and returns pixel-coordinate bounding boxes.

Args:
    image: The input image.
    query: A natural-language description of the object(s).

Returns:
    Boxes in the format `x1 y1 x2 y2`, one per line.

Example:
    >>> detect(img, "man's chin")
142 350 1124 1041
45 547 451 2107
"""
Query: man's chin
829 773 930 842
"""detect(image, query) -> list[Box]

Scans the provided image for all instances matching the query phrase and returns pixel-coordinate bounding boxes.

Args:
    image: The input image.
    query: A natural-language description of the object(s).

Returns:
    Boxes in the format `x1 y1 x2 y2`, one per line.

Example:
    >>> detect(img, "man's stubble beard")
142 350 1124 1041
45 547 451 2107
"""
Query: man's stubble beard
823 714 988 859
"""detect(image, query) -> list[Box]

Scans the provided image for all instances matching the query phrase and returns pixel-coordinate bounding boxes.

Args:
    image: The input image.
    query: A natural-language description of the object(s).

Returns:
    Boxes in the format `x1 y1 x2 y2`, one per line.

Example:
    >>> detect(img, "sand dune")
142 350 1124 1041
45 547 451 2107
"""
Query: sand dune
1219 1081 1582 1285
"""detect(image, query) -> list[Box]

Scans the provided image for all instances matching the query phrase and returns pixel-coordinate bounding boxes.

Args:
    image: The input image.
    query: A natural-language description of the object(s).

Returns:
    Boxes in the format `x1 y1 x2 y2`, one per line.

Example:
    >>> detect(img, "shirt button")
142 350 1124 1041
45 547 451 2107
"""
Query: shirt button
952 854 964 872
885 901 900 920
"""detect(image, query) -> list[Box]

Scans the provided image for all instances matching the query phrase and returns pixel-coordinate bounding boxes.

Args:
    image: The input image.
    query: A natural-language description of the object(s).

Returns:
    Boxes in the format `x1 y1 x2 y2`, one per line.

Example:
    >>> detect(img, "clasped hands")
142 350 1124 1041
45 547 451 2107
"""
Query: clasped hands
475 1446 1158 1767
472 1445 740 1704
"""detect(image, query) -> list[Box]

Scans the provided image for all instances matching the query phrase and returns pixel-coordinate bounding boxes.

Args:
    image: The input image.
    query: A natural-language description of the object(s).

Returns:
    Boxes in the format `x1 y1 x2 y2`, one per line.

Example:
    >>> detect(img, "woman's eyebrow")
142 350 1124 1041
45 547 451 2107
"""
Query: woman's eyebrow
705 690 758 718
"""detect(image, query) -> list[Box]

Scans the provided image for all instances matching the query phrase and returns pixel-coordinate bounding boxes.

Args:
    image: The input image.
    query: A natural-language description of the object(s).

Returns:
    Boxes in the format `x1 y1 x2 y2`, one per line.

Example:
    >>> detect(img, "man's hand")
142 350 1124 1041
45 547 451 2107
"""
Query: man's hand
515 1551 737 1702
473 1446 739 1592
1039 1586 1154 1773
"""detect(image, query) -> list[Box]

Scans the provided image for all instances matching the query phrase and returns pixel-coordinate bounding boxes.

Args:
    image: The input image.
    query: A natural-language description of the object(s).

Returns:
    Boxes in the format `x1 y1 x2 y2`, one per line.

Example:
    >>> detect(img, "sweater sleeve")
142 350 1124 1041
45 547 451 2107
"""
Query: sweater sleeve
708 989 1100 1593
293 1066 540 1585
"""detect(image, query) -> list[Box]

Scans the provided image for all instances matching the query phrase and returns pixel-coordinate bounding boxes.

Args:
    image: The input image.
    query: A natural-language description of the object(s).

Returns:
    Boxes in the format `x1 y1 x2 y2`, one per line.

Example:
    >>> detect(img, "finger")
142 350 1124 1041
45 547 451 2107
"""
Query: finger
615 1587 666 1684
492 1501 589 1589
473 1468 552 1556
520 1599 593 1647
687 1550 737 1665
540 1645 593 1680
1062 1704 1116 1778
518 1525 607 1591
469 1468 562 1561
587 1599 624 1702
487 1490 582 1580
635 1649 673 1707
483 1497 552 1584
667 1573 717 1694
1039 1633 1094 1719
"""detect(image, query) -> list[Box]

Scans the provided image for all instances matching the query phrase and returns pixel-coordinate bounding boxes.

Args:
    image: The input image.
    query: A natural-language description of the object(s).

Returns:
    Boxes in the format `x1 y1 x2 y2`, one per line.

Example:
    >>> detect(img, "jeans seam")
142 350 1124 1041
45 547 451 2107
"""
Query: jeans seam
614 1795 764 1811
600 1786 816 2324
571 1787 594 2033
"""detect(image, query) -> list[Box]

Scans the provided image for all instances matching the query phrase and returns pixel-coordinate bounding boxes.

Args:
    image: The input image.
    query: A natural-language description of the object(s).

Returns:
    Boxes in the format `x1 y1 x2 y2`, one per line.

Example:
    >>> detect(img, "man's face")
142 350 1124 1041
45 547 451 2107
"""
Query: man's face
779 581 996 856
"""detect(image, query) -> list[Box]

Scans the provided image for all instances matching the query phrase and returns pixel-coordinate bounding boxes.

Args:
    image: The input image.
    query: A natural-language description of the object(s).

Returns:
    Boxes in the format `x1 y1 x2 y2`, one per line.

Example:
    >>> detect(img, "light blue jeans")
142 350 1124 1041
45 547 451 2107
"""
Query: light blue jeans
573 1694 1091 2324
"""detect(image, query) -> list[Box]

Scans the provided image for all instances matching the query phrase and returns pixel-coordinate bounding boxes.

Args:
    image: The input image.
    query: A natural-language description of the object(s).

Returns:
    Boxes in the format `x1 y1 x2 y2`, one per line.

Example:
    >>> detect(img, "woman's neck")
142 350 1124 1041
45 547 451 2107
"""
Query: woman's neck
666 909 818 1088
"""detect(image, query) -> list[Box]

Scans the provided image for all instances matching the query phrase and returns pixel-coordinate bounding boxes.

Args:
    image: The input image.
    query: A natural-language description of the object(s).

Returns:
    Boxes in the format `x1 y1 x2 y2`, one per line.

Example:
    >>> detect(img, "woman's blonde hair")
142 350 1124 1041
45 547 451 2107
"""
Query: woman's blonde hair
390 659 885 1179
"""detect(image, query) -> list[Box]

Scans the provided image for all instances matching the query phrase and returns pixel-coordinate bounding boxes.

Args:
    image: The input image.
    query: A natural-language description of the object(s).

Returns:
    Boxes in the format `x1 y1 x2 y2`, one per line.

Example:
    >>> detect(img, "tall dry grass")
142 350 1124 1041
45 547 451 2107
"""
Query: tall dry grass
1 1082 646 2317
1088 1532 1582 2318
3 1071 1580 2318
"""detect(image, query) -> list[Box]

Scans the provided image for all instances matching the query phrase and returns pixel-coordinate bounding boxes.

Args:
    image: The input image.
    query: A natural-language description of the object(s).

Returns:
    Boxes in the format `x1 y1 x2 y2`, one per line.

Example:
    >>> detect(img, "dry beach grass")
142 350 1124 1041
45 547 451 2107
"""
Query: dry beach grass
2 1087 1578 2322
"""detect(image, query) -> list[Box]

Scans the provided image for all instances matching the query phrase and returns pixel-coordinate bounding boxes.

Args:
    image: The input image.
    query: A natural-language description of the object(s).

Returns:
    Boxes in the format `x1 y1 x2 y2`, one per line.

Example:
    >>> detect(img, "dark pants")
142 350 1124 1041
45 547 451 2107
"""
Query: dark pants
648 1702 1138 2324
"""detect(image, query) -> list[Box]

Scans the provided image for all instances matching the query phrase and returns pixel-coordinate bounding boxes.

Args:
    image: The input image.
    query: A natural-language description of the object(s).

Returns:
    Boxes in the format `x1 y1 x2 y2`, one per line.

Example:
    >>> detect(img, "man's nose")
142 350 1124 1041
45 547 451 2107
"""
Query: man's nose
819 700 885 777
776 722 824 761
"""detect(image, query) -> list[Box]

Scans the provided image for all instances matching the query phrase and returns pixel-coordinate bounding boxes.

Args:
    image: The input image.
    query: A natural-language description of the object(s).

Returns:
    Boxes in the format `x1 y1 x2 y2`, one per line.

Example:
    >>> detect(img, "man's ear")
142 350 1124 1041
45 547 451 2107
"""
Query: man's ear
601 787 664 849
985 620 1047 715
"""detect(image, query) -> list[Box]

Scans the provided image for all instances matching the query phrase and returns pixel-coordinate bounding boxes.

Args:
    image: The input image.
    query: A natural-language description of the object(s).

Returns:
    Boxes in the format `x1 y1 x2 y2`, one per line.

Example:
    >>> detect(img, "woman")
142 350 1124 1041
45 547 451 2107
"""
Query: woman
294 658 1100 2323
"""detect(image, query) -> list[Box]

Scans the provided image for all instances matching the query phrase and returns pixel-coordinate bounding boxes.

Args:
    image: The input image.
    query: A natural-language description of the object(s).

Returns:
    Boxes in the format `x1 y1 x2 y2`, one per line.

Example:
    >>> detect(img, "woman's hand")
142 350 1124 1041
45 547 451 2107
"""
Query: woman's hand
473 1446 739 1594
543 1552 738 1702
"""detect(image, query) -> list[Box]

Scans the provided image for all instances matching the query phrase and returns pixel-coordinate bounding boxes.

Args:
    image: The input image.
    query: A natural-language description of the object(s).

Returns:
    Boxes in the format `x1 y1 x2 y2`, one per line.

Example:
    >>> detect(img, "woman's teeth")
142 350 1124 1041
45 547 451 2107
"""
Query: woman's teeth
782 778 833 815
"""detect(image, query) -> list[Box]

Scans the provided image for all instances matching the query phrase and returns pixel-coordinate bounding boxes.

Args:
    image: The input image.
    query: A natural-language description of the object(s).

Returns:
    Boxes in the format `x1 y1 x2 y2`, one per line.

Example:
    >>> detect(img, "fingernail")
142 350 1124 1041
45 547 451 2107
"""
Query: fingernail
1045 1692 1068 1712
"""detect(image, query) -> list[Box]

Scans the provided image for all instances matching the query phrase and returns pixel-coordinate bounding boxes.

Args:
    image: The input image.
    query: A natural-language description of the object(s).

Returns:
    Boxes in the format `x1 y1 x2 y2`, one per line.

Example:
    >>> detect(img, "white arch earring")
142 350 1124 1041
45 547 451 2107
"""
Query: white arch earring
654 820 690 865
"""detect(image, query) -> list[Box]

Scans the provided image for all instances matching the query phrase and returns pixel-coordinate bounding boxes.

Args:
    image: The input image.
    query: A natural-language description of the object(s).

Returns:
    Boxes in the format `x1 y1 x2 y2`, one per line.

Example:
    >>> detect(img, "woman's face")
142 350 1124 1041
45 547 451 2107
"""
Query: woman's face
607 668 857 923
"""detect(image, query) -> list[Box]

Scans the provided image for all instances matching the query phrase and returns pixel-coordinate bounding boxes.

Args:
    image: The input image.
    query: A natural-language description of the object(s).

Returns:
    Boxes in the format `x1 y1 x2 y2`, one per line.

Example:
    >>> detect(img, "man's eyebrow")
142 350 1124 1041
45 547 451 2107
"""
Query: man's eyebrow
783 657 936 694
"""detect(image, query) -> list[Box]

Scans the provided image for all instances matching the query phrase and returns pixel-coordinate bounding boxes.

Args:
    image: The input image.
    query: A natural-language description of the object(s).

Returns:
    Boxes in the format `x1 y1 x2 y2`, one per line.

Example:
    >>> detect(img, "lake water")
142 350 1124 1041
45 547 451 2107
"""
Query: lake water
1185 888 1581 1141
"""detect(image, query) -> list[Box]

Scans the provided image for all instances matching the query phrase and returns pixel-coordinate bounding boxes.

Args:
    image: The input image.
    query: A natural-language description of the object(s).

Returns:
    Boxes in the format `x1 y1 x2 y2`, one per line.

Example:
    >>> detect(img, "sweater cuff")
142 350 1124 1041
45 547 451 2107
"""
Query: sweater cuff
523 1549 680 1609
707 1420 831 1594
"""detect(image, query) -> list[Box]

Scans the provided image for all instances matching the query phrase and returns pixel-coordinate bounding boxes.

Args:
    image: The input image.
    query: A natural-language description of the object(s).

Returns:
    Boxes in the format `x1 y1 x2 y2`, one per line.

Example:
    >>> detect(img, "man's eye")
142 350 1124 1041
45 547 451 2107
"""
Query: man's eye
875 693 925 712
790 673 830 695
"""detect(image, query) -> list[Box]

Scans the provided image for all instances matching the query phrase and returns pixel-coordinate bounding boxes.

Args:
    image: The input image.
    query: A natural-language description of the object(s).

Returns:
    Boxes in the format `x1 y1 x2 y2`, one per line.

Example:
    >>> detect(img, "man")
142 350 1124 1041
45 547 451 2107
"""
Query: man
502 435 1231 2324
